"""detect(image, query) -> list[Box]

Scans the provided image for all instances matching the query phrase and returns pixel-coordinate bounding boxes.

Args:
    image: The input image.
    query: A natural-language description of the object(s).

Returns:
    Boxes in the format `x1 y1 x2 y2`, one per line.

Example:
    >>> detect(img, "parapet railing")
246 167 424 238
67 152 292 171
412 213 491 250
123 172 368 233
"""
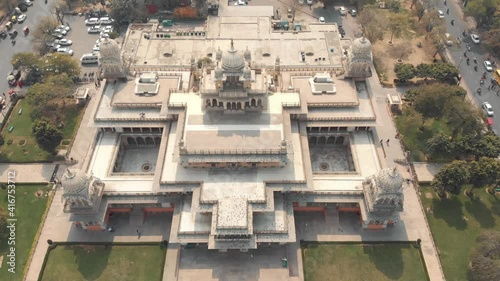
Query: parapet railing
282 102 301 107
183 148 284 155
113 102 162 108
168 102 187 108
307 101 359 107
94 116 168 121
307 116 376 121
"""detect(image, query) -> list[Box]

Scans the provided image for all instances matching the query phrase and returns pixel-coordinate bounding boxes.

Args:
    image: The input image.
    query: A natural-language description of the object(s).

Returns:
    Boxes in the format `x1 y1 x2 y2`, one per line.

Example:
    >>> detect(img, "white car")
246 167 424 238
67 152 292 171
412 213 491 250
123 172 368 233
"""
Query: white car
482 102 494 117
484 60 493 72
57 25 71 32
92 44 100 52
53 29 67 36
96 38 106 44
100 33 110 39
234 0 246 5
319 17 325 23
306 0 313 4
17 14 27 23
99 17 114 25
56 47 74 56
54 38 72 46
88 26 101 34
24 0 33 6
438 10 445 18
101 25 114 33
471 34 480 44
339 7 347 15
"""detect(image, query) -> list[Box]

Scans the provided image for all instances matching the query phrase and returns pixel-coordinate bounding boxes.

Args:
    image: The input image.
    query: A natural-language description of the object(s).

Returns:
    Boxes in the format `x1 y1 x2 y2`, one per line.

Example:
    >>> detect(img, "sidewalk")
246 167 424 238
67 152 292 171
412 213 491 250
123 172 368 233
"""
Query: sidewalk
0 163 61 183
366 72 446 281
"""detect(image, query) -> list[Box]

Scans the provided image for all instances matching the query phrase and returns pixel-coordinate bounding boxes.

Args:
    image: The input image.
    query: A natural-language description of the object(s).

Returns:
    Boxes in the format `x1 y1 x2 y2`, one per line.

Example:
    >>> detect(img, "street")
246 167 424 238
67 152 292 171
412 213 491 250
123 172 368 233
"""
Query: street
439 0 499 133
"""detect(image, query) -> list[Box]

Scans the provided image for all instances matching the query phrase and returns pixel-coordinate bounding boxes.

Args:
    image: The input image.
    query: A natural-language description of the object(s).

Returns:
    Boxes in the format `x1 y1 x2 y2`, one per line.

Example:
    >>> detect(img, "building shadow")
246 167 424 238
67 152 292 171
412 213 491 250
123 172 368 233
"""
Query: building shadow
431 196 467 230
464 196 496 228
364 243 404 280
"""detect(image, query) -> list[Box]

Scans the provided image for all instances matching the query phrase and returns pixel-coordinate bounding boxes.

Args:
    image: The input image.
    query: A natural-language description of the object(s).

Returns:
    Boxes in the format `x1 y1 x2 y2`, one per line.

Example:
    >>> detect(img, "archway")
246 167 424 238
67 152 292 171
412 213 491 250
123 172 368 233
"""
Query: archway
212 98 217 107
327 136 335 144
318 136 327 145
251 99 256 107
237 102 242 110
336 136 345 144
145 137 154 145
226 102 231 109
206 99 211 106
154 137 161 145
257 99 263 107
136 137 146 145
309 137 317 146
127 137 137 146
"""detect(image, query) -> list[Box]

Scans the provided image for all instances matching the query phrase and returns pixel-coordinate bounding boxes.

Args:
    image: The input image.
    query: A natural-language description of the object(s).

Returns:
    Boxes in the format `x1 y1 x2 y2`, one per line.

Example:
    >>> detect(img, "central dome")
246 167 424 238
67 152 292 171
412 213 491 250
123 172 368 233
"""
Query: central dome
351 37 373 63
221 40 245 73
61 169 91 196
374 168 403 193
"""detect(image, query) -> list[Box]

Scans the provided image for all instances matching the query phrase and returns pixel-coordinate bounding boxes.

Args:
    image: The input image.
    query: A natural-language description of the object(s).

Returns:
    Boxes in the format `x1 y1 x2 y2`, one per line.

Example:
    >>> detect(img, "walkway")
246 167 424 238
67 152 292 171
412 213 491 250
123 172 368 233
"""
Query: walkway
0 163 61 183
366 72 446 281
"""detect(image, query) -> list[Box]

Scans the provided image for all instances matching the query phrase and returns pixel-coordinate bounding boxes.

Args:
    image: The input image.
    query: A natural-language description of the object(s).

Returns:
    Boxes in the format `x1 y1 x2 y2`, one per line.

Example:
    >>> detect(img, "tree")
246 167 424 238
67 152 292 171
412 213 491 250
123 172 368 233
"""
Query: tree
482 29 500 56
27 74 74 121
398 107 423 138
31 16 59 54
42 54 81 78
53 0 69 25
392 42 413 62
388 13 411 43
110 0 148 24
421 9 442 33
32 119 63 152
11 52 41 70
444 97 483 140
414 2 426 22
432 160 469 196
454 133 500 159
429 62 459 82
413 84 451 124
426 132 453 157
415 63 433 79
464 0 500 28
469 231 500 281
468 157 500 193
394 63 416 81
358 5 388 43
386 0 402 13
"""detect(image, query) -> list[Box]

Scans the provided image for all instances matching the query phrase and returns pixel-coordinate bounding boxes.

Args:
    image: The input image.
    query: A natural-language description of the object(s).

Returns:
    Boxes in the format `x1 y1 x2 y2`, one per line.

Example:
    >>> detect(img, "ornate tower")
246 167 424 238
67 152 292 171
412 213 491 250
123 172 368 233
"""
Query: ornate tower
60 169 104 214
98 38 127 80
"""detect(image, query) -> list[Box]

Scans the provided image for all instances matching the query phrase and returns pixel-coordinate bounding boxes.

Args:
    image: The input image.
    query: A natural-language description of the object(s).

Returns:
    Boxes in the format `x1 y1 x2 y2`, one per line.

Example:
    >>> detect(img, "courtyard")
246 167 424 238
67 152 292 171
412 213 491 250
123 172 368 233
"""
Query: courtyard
0 184 50 281
39 244 165 281
420 185 500 281
302 243 428 281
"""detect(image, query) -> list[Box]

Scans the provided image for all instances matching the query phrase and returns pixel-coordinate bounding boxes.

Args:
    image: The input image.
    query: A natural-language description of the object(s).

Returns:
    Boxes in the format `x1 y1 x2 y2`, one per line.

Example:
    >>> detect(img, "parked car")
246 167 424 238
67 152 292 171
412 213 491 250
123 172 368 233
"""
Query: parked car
484 60 493 72
470 34 480 44
85 18 100 25
24 0 33 7
54 38 73 46
349 9 357 16
53 29 67 36
52 33 64 39
57 25 71 32
319 17 325 23
482 102 494 117
438 10 445 18
88 26 101 34
46 42 61 51
339 7 347 15
101 25 114 33
99 17 114 25
306 0 313 4
92 44 100 52
234 0 247 5
17 14 27 23
56 47 74 56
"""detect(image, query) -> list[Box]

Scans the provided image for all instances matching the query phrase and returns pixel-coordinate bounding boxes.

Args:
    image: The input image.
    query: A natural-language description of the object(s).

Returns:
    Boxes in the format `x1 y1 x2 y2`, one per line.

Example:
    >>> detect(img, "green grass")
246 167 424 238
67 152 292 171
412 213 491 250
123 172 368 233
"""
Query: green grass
420 185 500 281
0 184 50 281
0 99 82 163
302 243 428 281
395 116 452 161
40 245 166 281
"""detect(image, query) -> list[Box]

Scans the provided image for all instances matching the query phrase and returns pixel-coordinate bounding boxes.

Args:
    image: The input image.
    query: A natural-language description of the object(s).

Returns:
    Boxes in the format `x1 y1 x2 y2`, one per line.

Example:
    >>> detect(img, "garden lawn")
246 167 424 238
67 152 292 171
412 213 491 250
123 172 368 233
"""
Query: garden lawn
303 243 427 281
420 185 500 281
395 116 452 161
40 244 166 281
0 99 82 163
0 184 50 281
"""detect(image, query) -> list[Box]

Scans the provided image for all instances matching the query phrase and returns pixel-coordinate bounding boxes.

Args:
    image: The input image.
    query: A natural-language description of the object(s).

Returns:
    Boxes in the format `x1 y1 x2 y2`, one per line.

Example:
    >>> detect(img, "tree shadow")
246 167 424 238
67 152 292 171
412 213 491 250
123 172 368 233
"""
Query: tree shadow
464 197 496 229
431 196 467 230
490 196 500 216
72 244 110 280
364 244 404 280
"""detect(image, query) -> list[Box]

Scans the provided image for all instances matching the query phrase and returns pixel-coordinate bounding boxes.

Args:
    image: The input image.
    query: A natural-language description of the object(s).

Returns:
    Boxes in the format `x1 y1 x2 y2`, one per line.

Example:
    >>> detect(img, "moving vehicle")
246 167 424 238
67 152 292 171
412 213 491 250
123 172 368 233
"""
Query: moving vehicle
482 102 494 117
339 7 347 15
319 17 325 23
54 38 73 46
470 34 480 44
80 53 99 64
56 47 74 56
24 0 33 6
483 60 493 72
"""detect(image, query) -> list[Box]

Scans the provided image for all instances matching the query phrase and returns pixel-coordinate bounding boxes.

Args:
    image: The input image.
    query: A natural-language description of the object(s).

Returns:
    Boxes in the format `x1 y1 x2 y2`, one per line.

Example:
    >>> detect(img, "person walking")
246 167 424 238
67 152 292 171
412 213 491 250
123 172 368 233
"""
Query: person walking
386 139 390 145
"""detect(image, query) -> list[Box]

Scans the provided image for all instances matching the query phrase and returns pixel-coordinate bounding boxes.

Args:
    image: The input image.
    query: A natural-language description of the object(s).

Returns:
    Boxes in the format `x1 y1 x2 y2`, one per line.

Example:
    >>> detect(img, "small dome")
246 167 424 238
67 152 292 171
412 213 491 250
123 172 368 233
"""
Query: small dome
243 65 251 80
216 47 222 60
244 47 251 61
99 38 121 64
374 167 403 193
351 37 373 63
221 41 245 73
61 169 91 196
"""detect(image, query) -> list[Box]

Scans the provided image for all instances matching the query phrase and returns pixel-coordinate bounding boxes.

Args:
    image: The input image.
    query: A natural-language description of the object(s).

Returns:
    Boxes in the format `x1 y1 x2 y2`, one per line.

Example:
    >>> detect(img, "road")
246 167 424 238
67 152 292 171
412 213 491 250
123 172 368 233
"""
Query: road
439 0 499 133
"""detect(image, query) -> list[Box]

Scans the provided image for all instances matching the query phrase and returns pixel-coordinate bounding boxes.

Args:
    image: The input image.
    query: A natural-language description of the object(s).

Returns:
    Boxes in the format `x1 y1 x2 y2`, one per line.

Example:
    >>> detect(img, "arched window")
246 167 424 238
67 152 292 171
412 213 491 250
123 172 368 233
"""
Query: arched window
318 136 327 145
257 99 263 107
251 99 256 107
308 137 317 145
145 137 154 145
327 137 335 144
127 137 137 146
136 137 146 145
212 99 217 107
226 102 231 109
336 136 345 144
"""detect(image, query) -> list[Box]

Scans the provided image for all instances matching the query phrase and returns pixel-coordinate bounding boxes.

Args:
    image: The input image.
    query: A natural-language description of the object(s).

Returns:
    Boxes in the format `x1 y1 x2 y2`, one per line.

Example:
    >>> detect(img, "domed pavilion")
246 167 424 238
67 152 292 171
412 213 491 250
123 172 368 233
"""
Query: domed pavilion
346 37 373 79
98 38 127 80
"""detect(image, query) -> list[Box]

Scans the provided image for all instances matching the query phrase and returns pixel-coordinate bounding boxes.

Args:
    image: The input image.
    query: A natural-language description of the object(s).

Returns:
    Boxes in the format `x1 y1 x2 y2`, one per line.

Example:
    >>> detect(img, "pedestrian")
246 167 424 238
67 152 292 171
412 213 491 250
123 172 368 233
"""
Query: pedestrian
380 139 383 145
488 85 491 91
386 139 390 145
2 92 4 97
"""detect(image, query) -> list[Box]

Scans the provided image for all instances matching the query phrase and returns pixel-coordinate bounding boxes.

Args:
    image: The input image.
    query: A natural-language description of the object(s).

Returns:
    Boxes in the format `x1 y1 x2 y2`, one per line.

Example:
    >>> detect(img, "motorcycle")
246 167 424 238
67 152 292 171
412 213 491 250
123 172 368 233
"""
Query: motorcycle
474 65 478 71
466 58 470 65
451 20 454 26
